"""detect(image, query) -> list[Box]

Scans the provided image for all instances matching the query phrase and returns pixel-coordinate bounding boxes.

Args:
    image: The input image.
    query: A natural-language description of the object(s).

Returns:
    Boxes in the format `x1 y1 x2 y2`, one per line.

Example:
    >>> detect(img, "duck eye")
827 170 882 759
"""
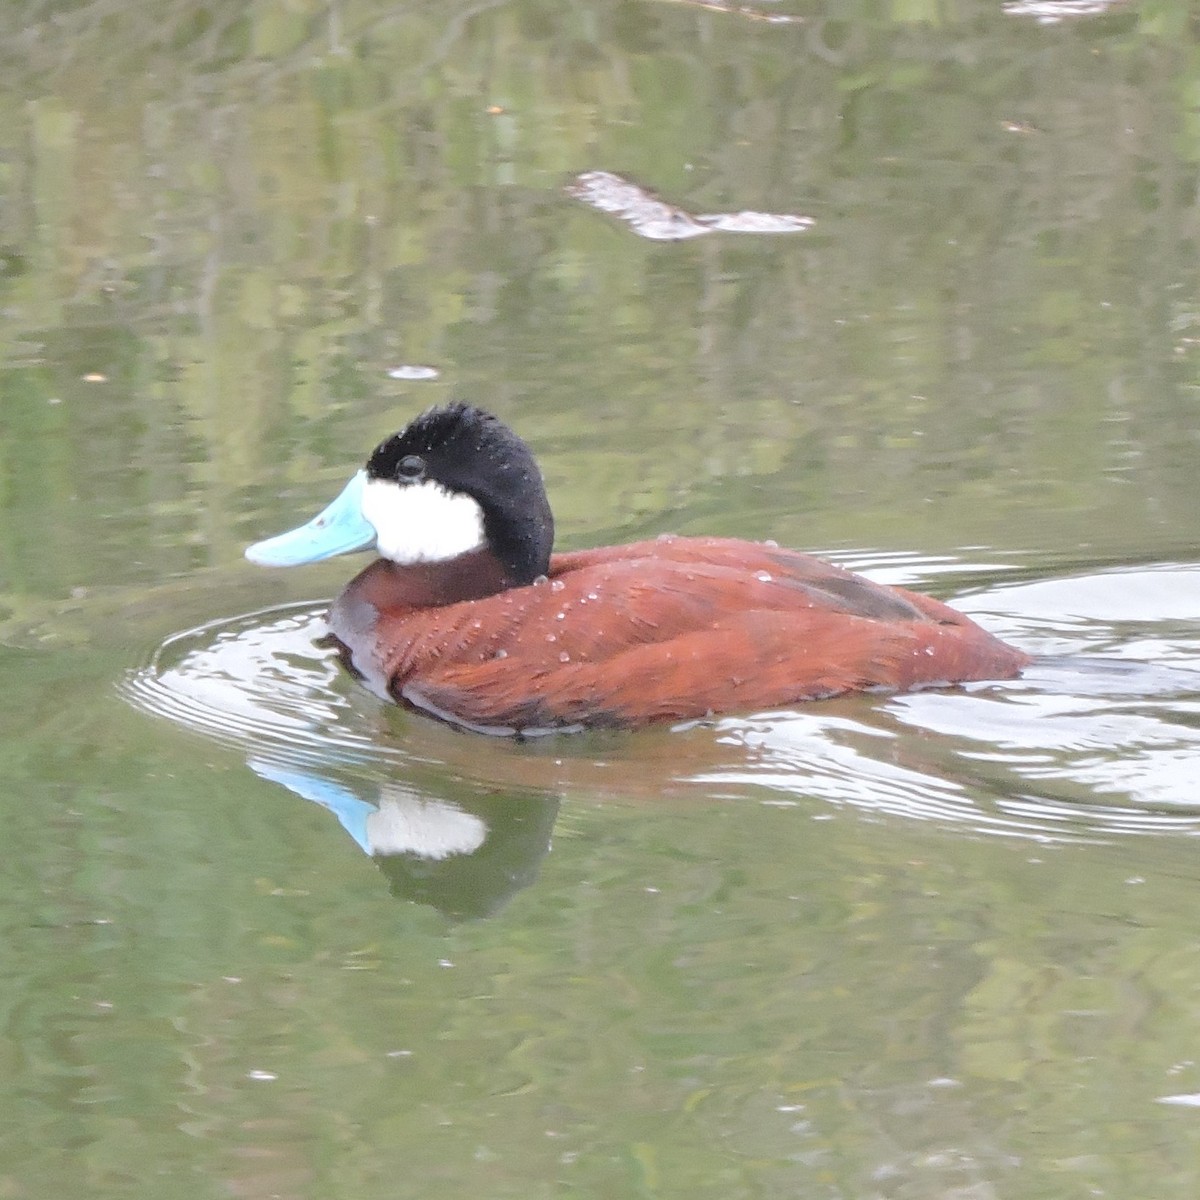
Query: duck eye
396 455 425 482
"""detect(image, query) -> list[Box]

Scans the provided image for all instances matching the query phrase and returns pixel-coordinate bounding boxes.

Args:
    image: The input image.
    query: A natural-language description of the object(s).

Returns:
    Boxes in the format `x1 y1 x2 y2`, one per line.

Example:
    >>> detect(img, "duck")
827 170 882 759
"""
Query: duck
245 403 1030 734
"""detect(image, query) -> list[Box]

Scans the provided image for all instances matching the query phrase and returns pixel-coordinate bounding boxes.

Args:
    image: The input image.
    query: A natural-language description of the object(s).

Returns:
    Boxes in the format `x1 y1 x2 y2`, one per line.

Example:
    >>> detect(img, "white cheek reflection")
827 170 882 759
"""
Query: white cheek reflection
360 477 485 564
367 789 487 860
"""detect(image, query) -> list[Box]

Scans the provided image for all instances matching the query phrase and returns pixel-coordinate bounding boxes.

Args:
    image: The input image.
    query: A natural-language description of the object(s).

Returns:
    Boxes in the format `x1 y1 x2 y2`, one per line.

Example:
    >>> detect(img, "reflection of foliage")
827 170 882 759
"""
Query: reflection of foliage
1 0 1200 602
4 655 1200 1199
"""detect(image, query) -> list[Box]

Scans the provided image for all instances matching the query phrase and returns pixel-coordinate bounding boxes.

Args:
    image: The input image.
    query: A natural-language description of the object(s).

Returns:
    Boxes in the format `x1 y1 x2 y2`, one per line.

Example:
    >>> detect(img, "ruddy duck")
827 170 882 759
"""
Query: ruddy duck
246 404 1028 734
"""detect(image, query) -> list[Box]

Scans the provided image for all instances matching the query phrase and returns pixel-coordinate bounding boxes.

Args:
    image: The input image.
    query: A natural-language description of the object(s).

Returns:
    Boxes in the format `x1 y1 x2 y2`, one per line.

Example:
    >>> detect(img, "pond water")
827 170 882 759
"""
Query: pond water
4 1 1200 1197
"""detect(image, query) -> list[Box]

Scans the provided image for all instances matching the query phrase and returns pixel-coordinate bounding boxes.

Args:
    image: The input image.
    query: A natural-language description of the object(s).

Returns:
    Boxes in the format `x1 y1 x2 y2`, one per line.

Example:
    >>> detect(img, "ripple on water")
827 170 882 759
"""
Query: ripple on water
121 602 403 771
697 562 1200 840
120 561 1200 846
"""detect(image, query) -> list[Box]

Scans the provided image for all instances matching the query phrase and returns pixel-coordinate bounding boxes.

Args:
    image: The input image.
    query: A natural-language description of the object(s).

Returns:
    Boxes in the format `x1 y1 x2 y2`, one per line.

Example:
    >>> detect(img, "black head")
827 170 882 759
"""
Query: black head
365 404 555 585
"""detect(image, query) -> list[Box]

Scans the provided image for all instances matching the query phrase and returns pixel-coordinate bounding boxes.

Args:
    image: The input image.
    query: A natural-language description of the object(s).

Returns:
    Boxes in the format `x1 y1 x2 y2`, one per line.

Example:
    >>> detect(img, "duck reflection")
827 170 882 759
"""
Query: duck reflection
248 756 559 919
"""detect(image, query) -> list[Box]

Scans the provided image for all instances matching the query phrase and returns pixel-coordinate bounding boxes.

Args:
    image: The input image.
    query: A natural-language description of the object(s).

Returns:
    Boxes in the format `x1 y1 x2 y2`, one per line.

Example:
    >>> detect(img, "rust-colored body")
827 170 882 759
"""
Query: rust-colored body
327 536 1029 733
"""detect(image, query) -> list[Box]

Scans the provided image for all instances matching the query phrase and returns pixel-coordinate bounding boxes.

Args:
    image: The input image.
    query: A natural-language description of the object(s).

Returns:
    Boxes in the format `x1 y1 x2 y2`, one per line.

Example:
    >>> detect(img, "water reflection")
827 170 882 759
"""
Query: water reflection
121 603 562 917
248 758 558 919
121 556 1200 908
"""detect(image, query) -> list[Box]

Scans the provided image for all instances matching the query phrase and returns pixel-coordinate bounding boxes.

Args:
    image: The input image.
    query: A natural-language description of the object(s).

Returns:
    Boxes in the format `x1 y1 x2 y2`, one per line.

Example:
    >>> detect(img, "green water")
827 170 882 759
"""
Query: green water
5 1 1200 1196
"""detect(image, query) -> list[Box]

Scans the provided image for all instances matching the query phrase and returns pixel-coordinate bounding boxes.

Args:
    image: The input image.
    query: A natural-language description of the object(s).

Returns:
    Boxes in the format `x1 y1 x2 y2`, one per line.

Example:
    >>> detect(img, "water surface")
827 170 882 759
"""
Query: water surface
4 1 1200 1197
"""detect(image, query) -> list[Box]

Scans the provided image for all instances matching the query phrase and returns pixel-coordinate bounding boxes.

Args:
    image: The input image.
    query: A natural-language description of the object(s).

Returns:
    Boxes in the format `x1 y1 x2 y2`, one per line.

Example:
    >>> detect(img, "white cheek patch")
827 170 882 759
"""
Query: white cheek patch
360 477 486 564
